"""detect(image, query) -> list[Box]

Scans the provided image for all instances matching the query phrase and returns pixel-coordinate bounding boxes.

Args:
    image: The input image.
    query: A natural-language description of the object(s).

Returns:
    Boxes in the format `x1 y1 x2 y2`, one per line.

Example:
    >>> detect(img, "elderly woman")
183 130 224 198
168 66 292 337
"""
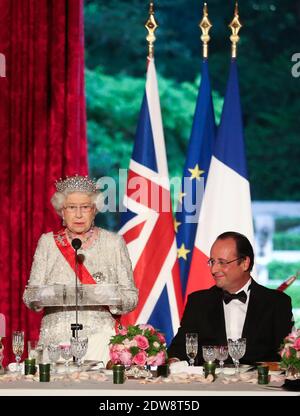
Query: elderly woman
23 175 138 364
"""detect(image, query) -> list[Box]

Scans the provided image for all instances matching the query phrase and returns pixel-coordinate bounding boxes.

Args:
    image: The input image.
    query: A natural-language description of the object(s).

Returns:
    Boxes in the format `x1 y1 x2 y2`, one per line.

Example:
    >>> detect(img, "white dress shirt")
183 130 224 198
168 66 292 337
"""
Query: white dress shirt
223 279 252 340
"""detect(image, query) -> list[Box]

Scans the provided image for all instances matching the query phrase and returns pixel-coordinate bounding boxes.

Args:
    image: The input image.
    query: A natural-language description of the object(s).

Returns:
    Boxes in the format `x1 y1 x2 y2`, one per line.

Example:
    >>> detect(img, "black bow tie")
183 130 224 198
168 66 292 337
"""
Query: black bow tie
223 290 247 304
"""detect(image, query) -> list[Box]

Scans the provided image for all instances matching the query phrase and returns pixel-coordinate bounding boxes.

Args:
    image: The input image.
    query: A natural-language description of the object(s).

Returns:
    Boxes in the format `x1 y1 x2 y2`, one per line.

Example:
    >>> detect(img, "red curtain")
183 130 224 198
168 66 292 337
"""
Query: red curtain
0 0 88 365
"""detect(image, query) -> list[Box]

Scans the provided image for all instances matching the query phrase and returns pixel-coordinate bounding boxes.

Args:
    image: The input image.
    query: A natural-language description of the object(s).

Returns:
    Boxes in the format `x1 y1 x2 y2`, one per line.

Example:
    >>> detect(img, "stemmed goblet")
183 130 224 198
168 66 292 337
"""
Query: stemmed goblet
185 333 198 366
60 344 72 371
12 330 24 373
202 345 217 363
70 336 88 367
227 338 246 373
214 345 229 374
47 343 61 374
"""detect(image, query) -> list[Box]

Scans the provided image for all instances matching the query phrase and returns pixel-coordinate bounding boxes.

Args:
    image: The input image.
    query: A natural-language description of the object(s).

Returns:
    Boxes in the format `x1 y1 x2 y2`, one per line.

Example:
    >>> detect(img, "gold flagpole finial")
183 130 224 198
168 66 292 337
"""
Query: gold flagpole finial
229 2 242 58
199 3 212 58
145 2 158 59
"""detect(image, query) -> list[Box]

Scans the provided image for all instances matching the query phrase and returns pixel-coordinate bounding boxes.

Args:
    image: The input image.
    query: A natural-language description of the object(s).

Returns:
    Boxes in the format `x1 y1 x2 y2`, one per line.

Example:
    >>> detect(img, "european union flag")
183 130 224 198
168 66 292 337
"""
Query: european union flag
175 59 216 298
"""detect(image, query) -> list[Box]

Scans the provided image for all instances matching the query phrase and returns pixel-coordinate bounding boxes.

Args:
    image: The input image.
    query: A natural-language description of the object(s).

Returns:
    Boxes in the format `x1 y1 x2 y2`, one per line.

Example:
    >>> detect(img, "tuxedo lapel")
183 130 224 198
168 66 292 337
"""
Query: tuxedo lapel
242 280 264 339
209 287 227 344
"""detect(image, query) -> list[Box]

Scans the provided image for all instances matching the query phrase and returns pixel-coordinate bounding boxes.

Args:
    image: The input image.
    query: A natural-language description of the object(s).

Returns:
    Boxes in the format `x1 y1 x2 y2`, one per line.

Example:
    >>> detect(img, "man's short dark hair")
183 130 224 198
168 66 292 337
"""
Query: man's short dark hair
216 231 254 272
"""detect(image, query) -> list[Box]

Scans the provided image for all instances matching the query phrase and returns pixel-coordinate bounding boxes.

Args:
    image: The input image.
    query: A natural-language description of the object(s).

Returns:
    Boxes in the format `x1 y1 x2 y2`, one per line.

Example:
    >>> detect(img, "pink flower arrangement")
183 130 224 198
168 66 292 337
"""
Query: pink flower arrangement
109 324 167 367
279 328 300 373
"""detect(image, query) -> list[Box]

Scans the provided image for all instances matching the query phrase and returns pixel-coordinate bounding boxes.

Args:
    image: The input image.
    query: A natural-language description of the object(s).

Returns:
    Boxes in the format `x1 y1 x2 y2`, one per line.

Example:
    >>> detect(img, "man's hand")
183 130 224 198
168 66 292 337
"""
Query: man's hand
167 357 180 364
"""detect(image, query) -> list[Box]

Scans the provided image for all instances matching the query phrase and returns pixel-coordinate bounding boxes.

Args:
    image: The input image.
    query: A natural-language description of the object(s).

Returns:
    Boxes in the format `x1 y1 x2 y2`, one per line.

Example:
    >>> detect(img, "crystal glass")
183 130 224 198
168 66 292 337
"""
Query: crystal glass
185 333 198 366
47 343 61 374
214 345 229 373
228 338 246 373
202 345 217 363
35 343 44 364
70 336 88 367
12 330 24 372
60 344 72 370
28 339 40 359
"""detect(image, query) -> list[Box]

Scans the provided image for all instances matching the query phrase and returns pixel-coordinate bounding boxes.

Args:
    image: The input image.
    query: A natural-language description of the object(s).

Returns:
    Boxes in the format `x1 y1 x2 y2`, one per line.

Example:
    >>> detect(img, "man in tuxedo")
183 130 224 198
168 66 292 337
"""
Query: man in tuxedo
168 231 293 365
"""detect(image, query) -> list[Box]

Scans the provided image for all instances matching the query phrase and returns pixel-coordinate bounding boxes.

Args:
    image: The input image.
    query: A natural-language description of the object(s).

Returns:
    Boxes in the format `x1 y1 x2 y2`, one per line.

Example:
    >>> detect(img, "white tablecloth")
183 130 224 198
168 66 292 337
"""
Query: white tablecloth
0 376 298 396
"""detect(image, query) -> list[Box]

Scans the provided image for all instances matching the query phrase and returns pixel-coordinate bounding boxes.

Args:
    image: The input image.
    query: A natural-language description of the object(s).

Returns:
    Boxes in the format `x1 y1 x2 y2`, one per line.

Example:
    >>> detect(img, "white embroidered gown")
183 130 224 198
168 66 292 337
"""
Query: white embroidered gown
23 227 138 364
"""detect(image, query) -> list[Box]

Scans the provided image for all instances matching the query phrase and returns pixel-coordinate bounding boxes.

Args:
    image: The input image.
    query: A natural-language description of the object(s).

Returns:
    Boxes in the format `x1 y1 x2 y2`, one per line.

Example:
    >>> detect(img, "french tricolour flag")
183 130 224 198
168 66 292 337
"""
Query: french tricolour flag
119 58 183 345
185 59 255 300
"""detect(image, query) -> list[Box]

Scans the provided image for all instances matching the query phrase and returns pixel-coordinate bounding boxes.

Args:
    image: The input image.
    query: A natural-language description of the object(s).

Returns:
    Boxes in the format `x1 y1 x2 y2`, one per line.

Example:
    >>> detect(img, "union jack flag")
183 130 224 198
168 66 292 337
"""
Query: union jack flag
119 58 183 345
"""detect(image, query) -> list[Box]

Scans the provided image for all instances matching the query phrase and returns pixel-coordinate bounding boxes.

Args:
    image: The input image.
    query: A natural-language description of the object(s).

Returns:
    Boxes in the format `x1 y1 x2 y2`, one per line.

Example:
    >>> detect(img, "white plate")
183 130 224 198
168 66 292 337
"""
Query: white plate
218 365 253 375
54 360 105 373
269 370 284 376
179 366 204 375
101 369 113 376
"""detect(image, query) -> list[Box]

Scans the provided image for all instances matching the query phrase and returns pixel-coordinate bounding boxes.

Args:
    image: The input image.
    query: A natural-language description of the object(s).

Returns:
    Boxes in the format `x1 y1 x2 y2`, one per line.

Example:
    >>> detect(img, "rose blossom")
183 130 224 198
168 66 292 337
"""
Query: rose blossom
157 332 166 344
139 324 154 331
109 346 121 363
293 337 300 350
139 324 155 334
124 338 138 348
110 344 123 353
118 328 128 336
134 335 149 350
119 349 132 366
153 341 160 349
284 342 294 350
147 355 158 366
147 350 165 366
132 351 147 366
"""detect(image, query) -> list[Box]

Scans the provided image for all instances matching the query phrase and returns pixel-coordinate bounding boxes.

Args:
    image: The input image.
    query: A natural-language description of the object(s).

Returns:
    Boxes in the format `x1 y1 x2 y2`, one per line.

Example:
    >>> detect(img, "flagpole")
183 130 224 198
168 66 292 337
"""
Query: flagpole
145 2 158 59
199 3 212 59
177 3 216 300
119 1 183 343
229 2 242 58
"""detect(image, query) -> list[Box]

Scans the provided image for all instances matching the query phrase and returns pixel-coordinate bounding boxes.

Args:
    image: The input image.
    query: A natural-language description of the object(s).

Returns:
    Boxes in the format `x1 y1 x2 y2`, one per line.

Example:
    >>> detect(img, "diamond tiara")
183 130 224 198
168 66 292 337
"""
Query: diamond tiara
55 175 98 193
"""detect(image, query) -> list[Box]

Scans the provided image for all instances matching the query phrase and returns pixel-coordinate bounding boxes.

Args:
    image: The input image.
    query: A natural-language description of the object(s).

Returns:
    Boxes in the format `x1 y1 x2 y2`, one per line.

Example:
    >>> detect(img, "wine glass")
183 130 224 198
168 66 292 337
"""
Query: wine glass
12 330 24 372
185 333 198 366
47 343 61 374
214 345 229 374
202 345 217 363
227 338 246 373
60 344 72 371
28 339 39 360
70 336 88 367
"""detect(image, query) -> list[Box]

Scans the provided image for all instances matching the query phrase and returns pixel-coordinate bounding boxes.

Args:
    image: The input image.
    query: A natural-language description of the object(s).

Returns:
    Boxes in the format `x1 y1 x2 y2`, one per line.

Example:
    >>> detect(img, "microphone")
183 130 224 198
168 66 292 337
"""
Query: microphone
71 238 83 344
71 238 82 251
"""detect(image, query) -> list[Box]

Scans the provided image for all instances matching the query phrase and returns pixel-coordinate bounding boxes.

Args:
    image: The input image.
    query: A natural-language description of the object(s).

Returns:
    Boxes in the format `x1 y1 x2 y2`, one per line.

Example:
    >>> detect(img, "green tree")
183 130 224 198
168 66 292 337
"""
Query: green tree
85 67 222 228
84 0 300 201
